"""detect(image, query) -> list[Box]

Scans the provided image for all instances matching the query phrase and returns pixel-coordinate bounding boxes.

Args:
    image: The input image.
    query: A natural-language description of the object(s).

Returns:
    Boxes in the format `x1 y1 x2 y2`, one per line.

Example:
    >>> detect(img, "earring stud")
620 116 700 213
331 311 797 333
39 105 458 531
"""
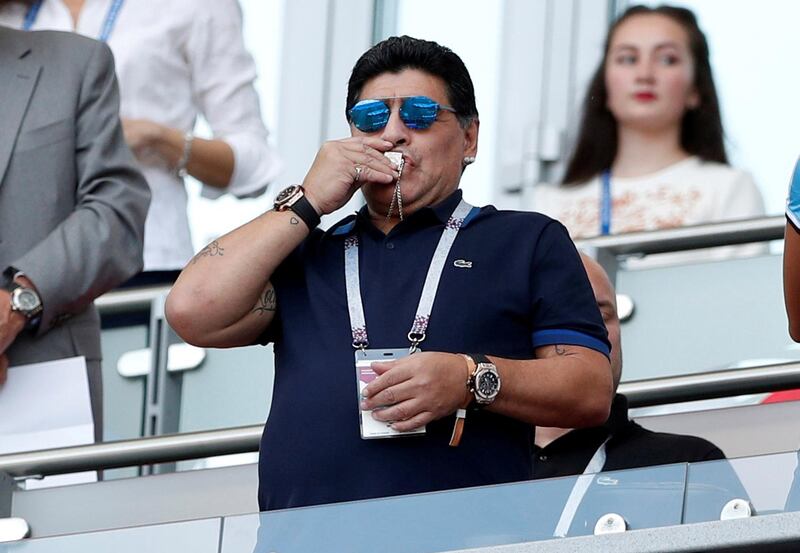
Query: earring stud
463 156 476 165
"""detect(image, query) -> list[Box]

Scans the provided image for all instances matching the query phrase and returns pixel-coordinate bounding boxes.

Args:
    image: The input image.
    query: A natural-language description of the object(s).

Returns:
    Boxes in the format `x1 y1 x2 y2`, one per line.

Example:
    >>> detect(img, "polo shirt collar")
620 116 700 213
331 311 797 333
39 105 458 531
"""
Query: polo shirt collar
359 188 464 228
330 189 465 238
424 188 466 225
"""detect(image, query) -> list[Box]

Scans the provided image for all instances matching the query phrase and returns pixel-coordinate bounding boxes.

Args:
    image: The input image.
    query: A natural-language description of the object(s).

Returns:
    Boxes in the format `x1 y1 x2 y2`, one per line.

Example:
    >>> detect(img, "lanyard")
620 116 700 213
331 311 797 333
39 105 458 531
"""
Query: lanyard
553 437 610 538
23 0 125 42
600 170 612 236
345 199 473 353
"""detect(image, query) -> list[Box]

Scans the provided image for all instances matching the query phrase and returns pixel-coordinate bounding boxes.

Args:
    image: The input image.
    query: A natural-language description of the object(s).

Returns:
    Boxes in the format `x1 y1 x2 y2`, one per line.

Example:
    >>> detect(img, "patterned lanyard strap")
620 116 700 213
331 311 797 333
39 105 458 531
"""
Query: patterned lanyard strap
24 0 125 42
345 199 473 353
600 169 612 236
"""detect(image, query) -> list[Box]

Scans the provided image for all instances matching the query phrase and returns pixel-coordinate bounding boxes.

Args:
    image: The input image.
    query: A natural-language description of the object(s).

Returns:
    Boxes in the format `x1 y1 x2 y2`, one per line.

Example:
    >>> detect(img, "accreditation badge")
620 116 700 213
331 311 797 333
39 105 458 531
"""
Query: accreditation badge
355 348 426 439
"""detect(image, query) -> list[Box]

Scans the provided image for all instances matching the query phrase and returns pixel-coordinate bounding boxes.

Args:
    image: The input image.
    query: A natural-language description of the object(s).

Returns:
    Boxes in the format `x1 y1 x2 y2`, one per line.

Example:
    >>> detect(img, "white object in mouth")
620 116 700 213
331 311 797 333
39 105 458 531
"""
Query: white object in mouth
384 151 405 174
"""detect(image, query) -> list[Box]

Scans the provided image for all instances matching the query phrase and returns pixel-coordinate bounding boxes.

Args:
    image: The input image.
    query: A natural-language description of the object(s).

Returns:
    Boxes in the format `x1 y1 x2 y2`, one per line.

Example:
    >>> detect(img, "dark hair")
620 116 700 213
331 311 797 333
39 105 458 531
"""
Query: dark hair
562 5 727 185
345 35 478 128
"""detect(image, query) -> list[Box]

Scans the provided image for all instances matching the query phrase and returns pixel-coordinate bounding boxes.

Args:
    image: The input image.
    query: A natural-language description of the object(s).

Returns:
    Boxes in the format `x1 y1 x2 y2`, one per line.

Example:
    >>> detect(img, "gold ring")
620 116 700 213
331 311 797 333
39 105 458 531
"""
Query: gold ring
354 165 363 183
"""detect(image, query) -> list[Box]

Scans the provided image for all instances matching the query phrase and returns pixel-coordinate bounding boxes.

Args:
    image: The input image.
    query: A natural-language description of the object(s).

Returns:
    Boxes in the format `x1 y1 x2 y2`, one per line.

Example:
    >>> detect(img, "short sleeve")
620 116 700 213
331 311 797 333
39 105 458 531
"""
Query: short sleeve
529 221 610 356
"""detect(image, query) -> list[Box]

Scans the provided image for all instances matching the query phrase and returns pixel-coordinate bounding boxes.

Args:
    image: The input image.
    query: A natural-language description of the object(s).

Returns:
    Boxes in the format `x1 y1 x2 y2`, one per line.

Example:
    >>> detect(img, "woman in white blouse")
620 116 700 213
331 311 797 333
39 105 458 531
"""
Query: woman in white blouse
0 0 282 283
534 5 764 242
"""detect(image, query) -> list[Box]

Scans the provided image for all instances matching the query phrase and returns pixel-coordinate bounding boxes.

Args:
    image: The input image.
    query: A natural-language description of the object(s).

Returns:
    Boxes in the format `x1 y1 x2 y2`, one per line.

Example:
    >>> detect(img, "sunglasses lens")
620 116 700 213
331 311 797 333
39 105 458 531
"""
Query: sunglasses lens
400 96 440 129
350 100 390 132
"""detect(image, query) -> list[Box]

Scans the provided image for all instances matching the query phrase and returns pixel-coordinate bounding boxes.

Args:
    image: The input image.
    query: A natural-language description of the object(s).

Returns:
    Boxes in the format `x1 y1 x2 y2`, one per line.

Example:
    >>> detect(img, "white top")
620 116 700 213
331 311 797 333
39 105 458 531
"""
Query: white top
1 0 282 270
534 157 765 238
533 157 767 265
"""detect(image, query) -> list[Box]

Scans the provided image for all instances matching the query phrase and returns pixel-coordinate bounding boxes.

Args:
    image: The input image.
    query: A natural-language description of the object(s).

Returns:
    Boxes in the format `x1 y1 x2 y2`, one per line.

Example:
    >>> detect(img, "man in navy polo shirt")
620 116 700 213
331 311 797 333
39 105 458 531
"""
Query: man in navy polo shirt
167 36 613 512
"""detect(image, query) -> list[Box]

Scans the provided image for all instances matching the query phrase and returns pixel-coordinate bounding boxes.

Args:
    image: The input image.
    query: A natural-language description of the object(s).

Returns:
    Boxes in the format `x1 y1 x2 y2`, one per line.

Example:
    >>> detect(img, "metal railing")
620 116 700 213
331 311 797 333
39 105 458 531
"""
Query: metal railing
575 215 785 281
0 425 262 478
96 285 171 315
3 360 800 478
575 215 785 257
620 360 800 408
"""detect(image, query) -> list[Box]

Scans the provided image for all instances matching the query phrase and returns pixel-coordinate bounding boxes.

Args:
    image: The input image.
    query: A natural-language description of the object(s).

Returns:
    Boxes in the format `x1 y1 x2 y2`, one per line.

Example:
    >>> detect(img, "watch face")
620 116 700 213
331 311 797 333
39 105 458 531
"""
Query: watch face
477 369 500 398
13 288 41 313
275 185 300 206
17 290 39 310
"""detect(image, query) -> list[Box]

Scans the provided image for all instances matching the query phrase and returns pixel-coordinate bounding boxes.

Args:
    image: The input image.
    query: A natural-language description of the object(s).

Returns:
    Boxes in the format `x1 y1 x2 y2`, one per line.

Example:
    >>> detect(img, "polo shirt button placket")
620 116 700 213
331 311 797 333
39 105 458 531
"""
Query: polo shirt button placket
386 242 395 250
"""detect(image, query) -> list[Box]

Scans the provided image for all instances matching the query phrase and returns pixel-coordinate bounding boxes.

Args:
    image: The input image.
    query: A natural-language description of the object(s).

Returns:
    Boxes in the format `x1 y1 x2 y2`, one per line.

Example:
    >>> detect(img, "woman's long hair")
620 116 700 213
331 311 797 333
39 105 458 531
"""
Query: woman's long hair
561 5 727 185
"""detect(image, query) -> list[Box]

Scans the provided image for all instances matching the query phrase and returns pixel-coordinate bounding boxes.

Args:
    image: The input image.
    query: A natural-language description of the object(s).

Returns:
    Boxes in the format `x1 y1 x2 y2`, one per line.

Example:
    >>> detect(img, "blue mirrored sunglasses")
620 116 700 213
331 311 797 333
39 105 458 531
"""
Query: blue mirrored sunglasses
348 95 457 132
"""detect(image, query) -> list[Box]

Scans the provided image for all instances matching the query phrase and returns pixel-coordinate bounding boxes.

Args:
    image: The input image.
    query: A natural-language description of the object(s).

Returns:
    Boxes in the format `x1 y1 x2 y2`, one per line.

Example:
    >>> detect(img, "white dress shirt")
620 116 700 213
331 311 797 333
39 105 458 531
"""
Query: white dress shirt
0 0 282 270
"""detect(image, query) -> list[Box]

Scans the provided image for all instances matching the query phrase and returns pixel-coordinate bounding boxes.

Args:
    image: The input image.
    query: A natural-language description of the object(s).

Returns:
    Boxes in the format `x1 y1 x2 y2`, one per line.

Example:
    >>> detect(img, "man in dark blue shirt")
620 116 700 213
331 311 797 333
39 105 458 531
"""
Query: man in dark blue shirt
167 36 613 511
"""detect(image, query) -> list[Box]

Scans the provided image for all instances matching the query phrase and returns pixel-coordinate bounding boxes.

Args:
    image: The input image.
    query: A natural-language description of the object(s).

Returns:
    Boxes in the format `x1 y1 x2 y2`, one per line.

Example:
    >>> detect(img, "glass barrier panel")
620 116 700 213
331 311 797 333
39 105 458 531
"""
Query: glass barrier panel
617 253 794 383
684 450 800 523
179 344 274 434
561 463 687 537
175 342 273 473
100 322 149 443
100 297 274 477
222 465 685 553
222 477 579 553
100 318 149 480
0 518 220 553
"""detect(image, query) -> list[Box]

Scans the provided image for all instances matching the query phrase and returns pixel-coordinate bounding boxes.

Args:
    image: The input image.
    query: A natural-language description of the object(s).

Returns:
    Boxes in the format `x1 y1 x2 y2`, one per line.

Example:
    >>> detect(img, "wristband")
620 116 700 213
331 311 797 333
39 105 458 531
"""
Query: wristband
288 195 321 230
449 354 475 447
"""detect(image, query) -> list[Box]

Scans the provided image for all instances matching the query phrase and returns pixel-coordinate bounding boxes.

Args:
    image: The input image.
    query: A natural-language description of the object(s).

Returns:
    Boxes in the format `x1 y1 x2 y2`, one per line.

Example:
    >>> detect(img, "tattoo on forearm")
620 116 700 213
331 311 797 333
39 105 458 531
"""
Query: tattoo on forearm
290 217 299 225
252 284 276 315
192 241 224 264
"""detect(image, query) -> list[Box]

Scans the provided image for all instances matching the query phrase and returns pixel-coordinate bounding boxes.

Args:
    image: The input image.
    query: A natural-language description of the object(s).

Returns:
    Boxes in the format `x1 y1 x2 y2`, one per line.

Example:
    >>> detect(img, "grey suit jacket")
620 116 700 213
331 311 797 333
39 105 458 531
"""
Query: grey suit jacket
0 27 150 369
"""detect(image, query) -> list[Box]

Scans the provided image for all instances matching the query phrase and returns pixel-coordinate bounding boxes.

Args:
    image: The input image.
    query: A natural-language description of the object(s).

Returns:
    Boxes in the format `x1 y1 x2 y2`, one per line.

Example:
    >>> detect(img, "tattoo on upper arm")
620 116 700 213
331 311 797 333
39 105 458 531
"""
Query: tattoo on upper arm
290 217 299 225
252 284 276 315
192 240 224 264
553 344 576 356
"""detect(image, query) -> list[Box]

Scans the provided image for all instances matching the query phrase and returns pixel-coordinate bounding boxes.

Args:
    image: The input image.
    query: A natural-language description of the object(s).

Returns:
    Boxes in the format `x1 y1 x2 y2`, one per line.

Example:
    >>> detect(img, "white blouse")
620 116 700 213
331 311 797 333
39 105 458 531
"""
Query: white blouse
533 157 767 265
533 157 765 239
1 0 282 270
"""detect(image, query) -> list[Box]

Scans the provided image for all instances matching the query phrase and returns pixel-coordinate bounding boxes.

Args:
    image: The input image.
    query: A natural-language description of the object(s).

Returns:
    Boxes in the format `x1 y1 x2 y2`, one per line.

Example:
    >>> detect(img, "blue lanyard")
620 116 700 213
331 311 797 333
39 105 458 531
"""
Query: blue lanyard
600 170 612 236
23 0 125 42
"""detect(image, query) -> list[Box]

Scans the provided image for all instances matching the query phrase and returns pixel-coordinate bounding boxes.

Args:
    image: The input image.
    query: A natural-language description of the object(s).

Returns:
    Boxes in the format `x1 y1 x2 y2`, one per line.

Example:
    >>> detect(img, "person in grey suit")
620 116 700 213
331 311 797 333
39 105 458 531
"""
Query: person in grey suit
0 24 150 440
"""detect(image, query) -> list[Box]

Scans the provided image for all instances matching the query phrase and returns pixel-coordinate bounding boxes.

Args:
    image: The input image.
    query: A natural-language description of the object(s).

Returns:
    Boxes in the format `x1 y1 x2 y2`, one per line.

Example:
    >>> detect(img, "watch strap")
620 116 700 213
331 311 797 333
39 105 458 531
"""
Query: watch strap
448 409 467 447
288 194 321 230
24 311 43 332
449 354 476 447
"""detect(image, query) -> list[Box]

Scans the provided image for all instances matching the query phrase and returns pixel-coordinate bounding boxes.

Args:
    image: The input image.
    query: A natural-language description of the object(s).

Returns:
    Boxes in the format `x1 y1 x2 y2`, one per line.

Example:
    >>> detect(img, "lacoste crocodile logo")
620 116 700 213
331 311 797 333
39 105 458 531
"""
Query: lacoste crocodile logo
453 259 473 269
